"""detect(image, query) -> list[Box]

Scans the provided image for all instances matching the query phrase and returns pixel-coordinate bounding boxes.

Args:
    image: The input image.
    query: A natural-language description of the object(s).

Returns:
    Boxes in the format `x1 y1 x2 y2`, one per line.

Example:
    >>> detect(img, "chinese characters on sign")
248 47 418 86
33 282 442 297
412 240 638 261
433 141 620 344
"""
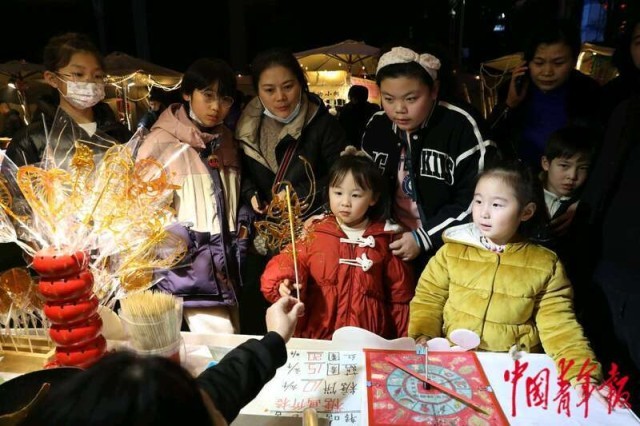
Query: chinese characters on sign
504 359 630 418
241 350 363 425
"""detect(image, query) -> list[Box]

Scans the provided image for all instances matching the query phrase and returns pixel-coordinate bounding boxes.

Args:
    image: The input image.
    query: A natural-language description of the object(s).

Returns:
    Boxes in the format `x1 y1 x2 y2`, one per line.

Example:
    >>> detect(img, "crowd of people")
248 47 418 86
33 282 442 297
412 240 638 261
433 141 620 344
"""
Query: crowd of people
2 14 640 423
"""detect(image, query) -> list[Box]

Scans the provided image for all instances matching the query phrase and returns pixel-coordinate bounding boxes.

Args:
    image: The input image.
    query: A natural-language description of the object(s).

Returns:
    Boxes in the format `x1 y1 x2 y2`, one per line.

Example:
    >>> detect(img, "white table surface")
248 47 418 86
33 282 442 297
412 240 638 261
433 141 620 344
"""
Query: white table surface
181 332 640 426
2 331 638 425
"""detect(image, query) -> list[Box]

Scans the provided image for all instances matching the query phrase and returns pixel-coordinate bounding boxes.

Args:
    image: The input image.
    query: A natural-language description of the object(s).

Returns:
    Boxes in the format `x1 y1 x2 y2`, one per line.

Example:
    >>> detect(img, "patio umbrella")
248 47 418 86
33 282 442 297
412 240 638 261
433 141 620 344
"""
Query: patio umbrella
103 52 183 131
295 40 380 75
0 60 45 80
104 52 182 82
0 80 54 105
0 62 49 124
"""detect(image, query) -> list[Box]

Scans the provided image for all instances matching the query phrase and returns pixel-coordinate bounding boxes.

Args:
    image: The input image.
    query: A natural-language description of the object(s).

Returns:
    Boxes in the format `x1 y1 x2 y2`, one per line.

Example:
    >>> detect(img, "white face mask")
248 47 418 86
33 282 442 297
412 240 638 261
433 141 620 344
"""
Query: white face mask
60 80 105 110
261 95 302 124
188 100 222 128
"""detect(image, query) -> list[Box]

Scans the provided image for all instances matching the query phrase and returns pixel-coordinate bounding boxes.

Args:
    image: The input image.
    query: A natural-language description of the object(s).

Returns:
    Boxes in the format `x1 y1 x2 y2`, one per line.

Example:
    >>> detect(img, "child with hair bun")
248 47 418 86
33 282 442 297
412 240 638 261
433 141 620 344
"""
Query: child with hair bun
261 146 414 340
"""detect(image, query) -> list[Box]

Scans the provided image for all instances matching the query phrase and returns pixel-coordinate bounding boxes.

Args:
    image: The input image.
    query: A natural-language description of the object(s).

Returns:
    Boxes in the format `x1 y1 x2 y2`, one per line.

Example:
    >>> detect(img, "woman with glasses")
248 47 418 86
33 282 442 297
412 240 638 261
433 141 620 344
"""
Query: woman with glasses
235 48 347 334
6 32 131 167
136 58 251 334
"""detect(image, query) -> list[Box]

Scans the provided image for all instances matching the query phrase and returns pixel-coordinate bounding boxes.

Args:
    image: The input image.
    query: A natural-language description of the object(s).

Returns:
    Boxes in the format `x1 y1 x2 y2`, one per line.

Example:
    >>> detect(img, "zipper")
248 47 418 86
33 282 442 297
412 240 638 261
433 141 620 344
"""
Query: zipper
479 253 500 343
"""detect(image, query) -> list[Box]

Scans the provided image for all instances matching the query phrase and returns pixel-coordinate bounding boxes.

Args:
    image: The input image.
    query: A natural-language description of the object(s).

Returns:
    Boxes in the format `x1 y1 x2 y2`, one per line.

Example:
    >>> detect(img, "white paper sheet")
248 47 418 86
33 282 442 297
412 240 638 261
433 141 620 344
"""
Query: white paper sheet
241 349 365 425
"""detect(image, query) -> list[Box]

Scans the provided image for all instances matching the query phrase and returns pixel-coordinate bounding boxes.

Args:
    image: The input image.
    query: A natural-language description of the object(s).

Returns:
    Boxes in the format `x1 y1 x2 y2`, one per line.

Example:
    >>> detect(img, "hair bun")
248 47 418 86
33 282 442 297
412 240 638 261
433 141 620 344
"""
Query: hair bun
340 145 373 160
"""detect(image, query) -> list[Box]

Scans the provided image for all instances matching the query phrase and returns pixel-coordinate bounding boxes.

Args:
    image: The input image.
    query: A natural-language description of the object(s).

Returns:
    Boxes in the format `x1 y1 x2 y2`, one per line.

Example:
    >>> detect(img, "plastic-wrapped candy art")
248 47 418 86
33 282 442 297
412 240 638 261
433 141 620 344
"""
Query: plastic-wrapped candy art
0 108 187 366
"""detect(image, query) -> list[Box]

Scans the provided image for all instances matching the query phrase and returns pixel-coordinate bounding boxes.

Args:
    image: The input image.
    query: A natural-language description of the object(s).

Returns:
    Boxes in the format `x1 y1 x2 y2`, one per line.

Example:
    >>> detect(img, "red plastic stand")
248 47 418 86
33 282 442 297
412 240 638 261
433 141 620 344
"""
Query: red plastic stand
32 248 106 368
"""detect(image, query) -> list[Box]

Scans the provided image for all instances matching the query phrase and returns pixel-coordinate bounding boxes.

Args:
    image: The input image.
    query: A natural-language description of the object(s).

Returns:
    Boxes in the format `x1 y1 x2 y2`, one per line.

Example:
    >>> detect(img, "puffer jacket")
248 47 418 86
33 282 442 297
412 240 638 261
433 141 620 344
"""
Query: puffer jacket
236 93 346 218
136 103 251 308
261 215 414 340
409 223 601 383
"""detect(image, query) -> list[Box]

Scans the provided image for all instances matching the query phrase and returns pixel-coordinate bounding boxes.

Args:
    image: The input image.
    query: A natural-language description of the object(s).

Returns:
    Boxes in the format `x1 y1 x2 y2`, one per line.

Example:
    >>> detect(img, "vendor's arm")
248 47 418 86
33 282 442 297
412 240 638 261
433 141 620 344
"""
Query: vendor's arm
197 297 304 424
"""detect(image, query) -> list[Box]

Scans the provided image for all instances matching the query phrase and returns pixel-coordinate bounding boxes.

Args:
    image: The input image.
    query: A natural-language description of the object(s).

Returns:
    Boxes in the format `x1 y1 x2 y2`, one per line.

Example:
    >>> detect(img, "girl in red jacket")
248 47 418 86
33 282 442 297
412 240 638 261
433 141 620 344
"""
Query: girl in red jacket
260 146 414 339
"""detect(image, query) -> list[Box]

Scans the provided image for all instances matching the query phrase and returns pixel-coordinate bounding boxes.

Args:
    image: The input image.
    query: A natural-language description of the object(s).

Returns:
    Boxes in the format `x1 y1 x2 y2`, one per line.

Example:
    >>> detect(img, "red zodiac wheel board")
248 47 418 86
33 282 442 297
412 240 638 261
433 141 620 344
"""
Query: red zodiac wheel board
364 349 508 425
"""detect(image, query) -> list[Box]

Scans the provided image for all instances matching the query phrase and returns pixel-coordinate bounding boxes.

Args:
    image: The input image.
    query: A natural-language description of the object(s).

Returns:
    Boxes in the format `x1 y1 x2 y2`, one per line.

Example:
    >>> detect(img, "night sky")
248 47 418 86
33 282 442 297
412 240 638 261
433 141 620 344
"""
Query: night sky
2 0 583 74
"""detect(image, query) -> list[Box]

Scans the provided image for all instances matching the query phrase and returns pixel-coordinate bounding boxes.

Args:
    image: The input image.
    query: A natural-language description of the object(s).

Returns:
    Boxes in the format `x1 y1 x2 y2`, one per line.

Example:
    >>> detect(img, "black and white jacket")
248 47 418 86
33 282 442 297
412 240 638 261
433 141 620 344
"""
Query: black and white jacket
361 100 495 254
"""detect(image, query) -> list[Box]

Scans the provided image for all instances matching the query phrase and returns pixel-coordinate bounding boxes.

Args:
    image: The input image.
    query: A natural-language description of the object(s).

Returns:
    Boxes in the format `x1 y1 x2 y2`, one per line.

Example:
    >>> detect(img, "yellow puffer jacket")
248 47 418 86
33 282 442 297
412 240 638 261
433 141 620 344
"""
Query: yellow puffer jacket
409 223 601 383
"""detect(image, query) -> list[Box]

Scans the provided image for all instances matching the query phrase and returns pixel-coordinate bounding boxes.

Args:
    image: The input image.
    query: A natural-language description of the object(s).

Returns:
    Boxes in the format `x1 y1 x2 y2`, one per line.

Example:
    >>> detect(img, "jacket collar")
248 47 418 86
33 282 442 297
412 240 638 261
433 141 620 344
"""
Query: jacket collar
443 223 528 253
235 93 322 148
312 215 402 237
151 103 220 150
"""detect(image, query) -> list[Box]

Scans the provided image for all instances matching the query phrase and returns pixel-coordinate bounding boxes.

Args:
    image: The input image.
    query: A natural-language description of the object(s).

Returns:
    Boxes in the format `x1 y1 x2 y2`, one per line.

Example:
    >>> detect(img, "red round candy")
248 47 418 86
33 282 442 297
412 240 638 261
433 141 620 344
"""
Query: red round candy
43 294 99 324
55 335 106 367
38 270 94 301
49 314 103 346
32 250 87 277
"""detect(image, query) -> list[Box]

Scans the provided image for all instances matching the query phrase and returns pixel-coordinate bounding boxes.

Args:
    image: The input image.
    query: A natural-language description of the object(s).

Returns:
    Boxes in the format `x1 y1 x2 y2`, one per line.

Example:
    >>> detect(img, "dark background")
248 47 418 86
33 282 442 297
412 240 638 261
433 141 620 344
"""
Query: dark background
0 0 634 74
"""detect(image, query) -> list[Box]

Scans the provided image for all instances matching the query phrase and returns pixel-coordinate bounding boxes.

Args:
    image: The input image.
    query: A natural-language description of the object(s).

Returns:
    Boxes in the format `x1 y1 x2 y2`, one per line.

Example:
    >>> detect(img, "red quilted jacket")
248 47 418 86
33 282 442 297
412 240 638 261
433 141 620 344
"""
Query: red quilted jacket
261 215 414 340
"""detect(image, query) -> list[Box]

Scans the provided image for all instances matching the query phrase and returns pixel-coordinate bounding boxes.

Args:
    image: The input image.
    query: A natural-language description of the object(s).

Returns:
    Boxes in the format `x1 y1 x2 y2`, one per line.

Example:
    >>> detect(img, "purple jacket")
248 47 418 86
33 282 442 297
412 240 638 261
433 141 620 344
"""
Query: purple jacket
157 205 253 307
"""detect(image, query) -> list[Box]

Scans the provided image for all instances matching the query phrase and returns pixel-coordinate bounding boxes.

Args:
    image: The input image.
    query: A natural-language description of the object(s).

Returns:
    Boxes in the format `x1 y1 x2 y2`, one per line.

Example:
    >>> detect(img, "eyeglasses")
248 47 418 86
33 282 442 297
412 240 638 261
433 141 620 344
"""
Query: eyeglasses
197 90 234 108
56 72 107 84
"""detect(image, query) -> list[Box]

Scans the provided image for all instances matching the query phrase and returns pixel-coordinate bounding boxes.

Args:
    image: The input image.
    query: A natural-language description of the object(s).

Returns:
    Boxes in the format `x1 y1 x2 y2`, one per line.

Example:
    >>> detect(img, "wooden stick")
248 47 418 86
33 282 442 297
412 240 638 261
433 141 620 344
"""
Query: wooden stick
386 356 490 415
285 186 300 300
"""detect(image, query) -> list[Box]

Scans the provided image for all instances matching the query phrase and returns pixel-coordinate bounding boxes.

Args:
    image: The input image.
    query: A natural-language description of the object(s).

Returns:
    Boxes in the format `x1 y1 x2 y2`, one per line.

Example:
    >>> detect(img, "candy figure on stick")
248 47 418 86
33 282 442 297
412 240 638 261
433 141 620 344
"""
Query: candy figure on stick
0 125 187 367
261 146 414 340
253 156 316 255
254 155 318 300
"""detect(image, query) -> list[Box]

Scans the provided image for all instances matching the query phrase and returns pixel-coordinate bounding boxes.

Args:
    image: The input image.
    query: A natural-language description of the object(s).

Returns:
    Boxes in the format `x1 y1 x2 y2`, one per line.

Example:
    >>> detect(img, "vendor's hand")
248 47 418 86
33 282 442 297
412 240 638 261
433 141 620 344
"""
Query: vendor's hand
278 278 302 298
266 296 305 343
251 194 268 215
390 231 421 261
506 62 529 109
550 201 578 235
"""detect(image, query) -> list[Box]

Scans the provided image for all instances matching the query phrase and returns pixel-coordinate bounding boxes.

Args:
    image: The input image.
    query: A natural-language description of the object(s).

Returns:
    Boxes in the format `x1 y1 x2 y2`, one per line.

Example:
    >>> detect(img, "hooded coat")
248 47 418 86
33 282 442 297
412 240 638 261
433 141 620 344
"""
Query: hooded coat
409 223 601 383
136 103 250 307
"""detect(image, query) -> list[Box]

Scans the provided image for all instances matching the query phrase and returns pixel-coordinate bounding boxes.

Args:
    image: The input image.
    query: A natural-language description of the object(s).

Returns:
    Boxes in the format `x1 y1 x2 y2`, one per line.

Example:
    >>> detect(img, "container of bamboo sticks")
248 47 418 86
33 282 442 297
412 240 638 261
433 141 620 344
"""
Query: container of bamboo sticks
118 291 183 364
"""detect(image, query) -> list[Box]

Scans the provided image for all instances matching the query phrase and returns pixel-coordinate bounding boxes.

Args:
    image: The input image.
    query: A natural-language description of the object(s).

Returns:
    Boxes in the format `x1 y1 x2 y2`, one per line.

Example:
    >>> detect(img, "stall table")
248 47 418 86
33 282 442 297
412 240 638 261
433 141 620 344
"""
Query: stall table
2 332 639 425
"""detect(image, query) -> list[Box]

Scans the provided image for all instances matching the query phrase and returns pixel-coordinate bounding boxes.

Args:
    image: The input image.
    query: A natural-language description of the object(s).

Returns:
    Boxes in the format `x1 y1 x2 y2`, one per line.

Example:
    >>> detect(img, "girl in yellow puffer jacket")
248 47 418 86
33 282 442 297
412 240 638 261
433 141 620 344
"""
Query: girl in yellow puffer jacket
409 160 607 399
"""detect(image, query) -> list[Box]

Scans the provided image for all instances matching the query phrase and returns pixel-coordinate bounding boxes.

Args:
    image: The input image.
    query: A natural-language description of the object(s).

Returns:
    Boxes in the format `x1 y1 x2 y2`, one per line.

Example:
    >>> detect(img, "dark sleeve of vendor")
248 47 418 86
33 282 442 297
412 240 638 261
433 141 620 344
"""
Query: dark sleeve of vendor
196 331 288 423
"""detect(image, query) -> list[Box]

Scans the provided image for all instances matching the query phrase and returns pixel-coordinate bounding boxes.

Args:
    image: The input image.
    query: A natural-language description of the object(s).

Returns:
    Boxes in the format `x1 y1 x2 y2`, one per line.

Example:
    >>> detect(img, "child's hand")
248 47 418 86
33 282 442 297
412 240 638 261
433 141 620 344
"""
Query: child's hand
574 382 628 411
506 62 529 108
278 278 302 298
390 231 421 261
415 335 430 347
251 193 268 214
550 201 578 235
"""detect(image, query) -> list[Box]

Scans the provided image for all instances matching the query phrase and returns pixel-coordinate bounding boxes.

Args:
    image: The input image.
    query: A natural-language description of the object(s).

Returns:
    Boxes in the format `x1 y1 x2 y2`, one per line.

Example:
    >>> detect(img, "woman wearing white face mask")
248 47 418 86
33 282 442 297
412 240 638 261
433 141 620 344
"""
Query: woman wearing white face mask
6 32 131 167
236 48 347 222
235 48 347 335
